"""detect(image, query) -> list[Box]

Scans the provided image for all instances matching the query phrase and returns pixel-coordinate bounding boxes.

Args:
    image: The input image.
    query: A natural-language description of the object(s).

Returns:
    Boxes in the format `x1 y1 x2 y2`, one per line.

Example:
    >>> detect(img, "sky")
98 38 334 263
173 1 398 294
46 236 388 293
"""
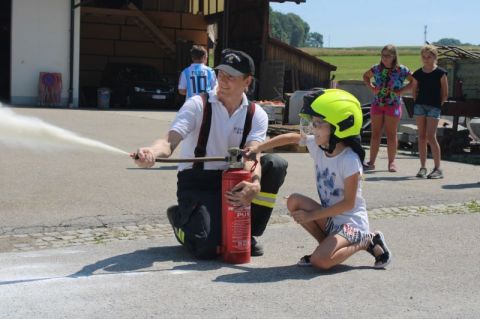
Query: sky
270 0 479 47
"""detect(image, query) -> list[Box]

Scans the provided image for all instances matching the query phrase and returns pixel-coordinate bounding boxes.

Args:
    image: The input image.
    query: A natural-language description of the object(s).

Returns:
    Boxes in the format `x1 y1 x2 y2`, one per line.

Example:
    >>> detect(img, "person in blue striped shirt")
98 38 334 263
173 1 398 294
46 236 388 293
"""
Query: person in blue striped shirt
178 45 217 99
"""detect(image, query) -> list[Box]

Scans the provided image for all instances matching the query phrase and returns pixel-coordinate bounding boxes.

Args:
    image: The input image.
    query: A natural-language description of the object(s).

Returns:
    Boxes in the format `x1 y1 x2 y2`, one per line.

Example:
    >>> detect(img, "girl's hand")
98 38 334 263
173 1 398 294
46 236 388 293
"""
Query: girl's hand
291 209 316 224
243 145 260 159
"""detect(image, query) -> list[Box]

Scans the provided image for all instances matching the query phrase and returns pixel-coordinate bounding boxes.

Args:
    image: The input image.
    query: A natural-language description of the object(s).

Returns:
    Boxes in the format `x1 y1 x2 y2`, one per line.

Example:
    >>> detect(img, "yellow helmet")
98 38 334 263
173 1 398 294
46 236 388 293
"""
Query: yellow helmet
300 89 363 139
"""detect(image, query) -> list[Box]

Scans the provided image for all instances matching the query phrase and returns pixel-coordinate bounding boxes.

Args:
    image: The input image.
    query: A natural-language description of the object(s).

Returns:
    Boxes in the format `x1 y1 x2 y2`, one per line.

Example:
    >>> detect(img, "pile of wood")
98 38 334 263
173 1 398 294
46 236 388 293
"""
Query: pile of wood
437 45 480 60
254 100 285 124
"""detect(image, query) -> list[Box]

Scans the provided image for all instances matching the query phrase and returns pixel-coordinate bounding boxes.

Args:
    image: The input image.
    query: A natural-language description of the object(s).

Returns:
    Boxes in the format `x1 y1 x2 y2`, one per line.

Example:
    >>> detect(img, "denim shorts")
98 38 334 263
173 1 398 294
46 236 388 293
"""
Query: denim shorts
414 104 441 119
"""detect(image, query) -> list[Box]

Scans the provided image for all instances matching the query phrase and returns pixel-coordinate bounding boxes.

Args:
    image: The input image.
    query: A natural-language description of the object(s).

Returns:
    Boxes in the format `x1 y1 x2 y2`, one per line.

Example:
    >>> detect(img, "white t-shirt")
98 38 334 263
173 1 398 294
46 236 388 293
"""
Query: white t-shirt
304 135 369 232
170 90 268 171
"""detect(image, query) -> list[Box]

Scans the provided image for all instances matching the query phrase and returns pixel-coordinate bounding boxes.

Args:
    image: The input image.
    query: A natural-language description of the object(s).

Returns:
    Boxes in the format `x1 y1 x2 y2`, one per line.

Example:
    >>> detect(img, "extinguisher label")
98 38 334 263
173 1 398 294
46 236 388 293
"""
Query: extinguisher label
229 207 251 251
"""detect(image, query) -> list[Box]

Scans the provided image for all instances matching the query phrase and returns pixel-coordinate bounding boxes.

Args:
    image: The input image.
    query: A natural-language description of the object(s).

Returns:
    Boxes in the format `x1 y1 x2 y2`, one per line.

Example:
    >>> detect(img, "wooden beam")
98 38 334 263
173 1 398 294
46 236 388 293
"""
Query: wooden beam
81 6 141 18
127 3 175 53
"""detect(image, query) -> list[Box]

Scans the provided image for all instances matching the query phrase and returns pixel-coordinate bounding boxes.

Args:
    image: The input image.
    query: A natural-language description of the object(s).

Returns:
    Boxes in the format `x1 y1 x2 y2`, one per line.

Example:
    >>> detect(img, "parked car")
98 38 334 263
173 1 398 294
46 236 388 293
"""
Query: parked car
100 62 176 108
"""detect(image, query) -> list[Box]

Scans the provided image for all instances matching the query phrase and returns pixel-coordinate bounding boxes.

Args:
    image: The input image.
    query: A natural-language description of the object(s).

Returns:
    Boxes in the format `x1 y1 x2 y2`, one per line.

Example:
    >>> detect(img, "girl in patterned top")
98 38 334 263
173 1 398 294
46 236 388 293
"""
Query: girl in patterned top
363 44 415 172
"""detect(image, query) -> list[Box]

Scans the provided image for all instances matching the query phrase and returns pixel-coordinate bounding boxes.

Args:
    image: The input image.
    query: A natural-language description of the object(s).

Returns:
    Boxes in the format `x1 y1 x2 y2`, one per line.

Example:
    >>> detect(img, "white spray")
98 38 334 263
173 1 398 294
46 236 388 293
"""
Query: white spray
0 104 128 155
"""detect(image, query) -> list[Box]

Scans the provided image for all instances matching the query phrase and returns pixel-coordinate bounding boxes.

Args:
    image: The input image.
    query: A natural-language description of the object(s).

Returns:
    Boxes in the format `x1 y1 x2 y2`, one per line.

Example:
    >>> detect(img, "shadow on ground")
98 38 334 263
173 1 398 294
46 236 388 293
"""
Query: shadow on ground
0 246 378 286
442 182 480 189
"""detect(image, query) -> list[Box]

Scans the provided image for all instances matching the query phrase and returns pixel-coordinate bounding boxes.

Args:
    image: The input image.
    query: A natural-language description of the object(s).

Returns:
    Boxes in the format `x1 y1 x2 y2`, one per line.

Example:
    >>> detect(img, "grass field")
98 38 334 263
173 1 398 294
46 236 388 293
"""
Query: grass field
302 47 423 81
320 55 422 81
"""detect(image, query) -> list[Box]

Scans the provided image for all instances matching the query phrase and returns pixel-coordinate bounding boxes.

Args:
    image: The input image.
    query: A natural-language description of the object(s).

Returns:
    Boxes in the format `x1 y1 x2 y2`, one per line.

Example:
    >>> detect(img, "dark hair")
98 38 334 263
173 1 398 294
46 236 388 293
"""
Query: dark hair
342 136 366 165
190 45 207 61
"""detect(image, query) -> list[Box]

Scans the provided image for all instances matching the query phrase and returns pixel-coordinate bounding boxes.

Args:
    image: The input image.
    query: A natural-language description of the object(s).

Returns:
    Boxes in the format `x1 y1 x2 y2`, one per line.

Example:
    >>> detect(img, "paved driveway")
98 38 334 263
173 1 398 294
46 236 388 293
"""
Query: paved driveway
1 106 479 234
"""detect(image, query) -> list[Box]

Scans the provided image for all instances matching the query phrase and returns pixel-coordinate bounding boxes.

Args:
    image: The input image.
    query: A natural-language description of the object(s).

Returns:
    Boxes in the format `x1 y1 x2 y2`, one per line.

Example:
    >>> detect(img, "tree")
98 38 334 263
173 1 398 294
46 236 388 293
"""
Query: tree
270 8 289 43
306 32 323 48
433 38 462 46
285 13 309 47
269 8 310 47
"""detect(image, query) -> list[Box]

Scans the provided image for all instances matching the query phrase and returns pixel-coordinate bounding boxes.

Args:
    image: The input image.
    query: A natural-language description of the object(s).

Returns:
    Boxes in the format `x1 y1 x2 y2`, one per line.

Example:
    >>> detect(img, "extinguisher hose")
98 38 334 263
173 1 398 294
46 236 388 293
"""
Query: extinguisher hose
133 153 228 163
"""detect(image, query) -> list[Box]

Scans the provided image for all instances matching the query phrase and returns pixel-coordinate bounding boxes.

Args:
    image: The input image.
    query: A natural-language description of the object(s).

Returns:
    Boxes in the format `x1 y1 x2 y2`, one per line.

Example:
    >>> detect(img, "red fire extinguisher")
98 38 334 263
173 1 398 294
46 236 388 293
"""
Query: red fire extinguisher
221 154 256 264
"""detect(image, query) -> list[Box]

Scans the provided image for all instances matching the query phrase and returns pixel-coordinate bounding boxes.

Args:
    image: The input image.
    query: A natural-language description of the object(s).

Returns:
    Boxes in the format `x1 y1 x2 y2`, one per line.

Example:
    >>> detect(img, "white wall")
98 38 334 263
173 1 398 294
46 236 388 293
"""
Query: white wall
11 0 79 107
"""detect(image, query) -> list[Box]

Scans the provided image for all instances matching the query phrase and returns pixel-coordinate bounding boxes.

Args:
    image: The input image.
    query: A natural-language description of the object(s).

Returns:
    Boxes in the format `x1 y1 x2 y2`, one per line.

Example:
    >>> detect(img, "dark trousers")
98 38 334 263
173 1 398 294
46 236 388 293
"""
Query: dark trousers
170 154 288 259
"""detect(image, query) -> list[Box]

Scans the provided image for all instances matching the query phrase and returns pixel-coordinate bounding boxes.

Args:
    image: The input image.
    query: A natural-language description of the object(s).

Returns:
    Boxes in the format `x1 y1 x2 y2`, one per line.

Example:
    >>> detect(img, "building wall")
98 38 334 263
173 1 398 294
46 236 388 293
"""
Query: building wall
266 38 335 91
11 0 80 107
80 10 207 95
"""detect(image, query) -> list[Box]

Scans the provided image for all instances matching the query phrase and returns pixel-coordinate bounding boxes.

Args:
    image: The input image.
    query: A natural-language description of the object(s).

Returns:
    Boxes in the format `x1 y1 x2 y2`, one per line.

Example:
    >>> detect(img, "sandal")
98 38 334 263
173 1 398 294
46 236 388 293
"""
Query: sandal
367 231 392 269
388 162 397 172
365 161 375 170
297 255 312 267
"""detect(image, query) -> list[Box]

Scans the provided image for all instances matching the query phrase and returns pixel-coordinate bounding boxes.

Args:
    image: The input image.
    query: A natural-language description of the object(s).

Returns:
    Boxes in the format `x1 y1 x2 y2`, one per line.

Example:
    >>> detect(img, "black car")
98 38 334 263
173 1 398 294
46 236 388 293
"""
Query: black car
101 62 176 108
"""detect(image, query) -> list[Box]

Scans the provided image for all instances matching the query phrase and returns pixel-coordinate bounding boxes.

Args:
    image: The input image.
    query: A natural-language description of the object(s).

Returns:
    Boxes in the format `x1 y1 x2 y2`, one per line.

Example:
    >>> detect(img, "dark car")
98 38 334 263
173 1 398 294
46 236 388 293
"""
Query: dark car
101 62 176 108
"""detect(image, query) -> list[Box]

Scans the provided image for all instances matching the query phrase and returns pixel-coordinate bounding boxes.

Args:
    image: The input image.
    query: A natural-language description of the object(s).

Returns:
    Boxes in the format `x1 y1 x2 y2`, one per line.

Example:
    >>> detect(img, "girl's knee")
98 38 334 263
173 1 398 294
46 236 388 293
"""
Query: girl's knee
310 254 334 270
286 193 301 211
370 132 382 141
386 132 397 140
426 134 437 143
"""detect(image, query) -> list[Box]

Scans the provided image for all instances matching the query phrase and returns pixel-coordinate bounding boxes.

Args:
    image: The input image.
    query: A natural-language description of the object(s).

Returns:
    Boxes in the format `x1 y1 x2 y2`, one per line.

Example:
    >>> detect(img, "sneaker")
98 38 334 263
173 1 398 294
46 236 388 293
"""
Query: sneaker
167 205 184 244
370 231 392 268
297 255 312 267
251 237 264 256
416 167 428 178
427 168 443 179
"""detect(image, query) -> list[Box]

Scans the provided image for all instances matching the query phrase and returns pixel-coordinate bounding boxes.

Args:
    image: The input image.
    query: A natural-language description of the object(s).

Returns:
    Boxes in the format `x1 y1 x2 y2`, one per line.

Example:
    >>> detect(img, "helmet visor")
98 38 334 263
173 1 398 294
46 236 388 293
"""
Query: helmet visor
299 115 314 136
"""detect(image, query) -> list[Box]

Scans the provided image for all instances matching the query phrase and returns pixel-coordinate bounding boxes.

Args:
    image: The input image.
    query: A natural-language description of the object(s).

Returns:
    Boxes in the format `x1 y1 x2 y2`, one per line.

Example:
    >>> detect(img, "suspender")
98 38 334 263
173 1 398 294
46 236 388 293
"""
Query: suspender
193 94 211 169
240 102 255 149
193 94 256 169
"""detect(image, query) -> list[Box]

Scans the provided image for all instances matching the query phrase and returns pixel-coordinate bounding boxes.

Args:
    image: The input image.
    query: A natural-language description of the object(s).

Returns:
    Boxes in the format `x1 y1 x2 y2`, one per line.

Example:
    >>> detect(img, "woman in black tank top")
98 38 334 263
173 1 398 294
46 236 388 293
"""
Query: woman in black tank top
411 45 449 179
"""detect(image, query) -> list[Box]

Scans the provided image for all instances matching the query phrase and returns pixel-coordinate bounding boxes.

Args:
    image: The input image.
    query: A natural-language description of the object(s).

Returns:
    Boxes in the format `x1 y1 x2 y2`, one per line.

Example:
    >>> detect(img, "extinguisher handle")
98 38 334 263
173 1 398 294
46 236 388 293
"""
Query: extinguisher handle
242 151 258 162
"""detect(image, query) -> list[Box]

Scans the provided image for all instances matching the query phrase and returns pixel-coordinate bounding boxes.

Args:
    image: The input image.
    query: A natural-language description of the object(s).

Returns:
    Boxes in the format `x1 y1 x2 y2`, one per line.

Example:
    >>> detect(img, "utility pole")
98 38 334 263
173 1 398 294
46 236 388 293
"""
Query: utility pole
424 25 428 44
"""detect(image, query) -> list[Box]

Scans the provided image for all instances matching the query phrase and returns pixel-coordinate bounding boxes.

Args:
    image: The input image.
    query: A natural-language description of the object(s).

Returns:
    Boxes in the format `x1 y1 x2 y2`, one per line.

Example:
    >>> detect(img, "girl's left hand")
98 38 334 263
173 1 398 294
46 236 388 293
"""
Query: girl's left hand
291 209 315 224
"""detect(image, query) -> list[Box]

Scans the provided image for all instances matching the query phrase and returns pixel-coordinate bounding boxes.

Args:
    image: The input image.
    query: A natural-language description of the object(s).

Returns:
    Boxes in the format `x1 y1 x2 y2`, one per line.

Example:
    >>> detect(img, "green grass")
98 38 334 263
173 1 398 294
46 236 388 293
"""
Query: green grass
301 46 422 81
302 47 422 56
319 55 422 81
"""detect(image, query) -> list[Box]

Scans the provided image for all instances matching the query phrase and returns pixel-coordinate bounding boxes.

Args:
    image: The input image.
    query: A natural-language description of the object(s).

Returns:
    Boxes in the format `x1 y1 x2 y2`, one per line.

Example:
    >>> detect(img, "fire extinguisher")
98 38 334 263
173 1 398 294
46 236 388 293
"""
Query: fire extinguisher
136 147 256 264
221 151 257 264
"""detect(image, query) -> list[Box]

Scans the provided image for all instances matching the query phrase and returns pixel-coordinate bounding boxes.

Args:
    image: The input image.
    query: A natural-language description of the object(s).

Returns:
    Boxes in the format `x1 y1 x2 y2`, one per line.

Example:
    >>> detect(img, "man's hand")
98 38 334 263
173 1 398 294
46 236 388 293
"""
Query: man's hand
131 148 156 168
226 180 261 207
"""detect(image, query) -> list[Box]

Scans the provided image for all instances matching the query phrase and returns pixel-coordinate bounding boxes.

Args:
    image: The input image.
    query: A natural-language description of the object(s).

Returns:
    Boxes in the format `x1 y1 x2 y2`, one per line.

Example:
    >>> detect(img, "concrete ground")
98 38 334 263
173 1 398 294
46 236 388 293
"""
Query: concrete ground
1 106 479 235
1 214 479 319
0 106 479 318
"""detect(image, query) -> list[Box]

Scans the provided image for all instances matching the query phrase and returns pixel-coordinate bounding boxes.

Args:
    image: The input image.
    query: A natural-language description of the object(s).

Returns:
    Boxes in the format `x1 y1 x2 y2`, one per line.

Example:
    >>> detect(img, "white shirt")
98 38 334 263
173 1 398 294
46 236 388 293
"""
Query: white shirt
170 90 268 171
304 135 369 232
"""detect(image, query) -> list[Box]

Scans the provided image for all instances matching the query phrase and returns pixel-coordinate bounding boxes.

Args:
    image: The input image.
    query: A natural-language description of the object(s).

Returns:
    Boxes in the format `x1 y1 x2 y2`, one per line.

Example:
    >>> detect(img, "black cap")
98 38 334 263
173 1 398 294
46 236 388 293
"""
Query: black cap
215 49 255 77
